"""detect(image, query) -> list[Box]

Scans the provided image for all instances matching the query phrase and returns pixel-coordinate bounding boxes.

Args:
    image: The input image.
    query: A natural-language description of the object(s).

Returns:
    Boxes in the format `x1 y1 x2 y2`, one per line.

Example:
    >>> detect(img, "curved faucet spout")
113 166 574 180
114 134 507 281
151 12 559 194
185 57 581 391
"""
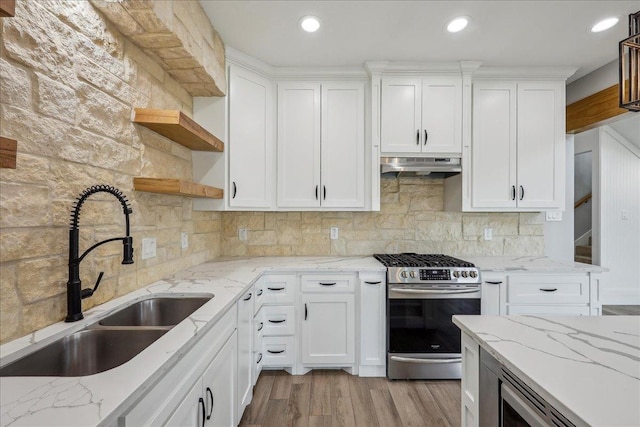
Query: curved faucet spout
66 185 134 322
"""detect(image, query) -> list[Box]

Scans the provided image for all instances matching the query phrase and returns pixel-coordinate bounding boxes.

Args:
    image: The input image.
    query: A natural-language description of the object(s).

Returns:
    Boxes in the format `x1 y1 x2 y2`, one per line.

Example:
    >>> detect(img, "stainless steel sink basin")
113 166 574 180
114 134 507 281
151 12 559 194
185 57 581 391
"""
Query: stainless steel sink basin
98 296 211 327
0 329 167 377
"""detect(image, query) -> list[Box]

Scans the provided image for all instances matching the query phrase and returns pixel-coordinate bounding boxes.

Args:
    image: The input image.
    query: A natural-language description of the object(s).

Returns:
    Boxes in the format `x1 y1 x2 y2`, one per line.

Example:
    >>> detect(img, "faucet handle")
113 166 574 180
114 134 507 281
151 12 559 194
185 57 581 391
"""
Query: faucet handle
81 271 104 299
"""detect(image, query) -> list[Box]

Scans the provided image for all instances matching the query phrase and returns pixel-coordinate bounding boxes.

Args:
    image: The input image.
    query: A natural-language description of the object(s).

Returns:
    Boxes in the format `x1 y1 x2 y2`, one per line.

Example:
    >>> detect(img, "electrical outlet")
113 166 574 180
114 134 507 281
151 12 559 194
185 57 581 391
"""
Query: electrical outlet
330 227 339 240
238 228 248 241
141 237 156 260
545 210 563 221
483 227 493 241
181 232 188 249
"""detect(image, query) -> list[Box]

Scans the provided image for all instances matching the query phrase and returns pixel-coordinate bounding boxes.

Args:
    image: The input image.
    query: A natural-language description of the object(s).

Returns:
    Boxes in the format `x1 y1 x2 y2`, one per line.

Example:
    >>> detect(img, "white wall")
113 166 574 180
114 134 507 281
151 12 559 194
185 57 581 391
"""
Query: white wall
566 60 618 104
544 136 575 262
598 126 640 305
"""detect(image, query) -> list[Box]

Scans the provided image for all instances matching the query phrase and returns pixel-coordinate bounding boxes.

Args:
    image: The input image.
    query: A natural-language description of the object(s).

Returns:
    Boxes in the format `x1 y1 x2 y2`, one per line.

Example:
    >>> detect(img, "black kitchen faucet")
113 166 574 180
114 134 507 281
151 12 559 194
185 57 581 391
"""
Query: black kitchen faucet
66 185 134 322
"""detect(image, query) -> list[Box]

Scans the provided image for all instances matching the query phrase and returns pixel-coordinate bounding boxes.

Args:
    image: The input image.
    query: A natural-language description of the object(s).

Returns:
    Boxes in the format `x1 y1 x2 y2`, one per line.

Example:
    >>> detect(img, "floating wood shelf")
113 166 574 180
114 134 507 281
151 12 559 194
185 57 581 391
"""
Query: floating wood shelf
0 0 16 17
0 137 17 169
133 178 223 199
133 108 224 152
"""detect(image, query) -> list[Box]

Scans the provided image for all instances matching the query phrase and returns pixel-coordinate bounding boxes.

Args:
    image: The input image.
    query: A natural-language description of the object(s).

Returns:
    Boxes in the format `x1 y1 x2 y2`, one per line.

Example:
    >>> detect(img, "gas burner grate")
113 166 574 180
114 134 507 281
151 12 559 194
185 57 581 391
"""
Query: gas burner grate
373 253 475 268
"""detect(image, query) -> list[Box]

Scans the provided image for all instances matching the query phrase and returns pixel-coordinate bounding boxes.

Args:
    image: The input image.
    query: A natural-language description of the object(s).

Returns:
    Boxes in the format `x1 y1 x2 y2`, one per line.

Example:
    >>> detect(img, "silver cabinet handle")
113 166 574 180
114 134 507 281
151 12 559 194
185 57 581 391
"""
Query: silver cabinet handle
390 356 461 364
390 287 479 294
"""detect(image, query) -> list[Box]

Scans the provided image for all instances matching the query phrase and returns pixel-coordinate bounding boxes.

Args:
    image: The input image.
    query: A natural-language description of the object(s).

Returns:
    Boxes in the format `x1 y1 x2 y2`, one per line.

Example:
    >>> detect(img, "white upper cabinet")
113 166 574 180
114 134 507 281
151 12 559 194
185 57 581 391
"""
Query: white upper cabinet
228 66 274 208
381 76 462 155
277 81 365 209
277 83 321 208
469 80 565 211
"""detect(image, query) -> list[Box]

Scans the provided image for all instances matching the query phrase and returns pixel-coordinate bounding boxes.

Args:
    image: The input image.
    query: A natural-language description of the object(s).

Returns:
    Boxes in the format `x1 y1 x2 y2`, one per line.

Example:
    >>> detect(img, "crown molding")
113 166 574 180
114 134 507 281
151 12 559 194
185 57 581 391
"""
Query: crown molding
473 67 578 80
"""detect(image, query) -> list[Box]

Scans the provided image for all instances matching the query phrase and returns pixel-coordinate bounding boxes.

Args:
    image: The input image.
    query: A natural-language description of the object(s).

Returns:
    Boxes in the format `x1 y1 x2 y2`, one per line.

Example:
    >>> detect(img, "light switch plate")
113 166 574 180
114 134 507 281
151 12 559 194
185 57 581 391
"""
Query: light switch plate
545 210 563 221
483 227 493 241
141 237 156 260
330 227 339 240
181 232 188 249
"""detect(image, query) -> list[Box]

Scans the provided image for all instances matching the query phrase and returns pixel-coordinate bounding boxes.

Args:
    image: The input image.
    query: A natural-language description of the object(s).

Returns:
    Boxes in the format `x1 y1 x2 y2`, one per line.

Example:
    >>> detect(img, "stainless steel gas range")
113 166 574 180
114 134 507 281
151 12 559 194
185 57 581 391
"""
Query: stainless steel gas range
373 253 481 380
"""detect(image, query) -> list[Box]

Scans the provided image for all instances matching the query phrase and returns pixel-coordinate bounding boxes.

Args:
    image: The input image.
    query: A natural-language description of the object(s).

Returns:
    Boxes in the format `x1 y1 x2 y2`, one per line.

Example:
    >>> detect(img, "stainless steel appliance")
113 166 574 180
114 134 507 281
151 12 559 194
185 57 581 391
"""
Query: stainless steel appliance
373 253 481 380
479 348 577 427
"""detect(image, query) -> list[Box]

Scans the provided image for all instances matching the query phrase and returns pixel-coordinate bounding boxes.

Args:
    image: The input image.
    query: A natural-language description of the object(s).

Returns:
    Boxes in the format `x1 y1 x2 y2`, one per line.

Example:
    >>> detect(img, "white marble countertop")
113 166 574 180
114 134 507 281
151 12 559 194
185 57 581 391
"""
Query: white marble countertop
0 256 382 427
464 256 608 273
453 315 640 427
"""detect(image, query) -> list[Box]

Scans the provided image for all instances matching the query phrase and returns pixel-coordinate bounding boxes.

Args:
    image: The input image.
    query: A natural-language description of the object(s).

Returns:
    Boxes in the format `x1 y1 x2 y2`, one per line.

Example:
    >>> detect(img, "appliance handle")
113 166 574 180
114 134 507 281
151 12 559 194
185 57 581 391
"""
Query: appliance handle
501 382 548 427
390 355 462 364
389 287 479 294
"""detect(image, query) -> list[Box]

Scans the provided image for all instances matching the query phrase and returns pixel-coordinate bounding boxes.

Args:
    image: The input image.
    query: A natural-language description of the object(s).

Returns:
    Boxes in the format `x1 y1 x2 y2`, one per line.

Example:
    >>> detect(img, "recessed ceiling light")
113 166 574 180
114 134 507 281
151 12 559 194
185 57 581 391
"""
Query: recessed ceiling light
591 17 619 33
447 16 469 33
300 16 320 33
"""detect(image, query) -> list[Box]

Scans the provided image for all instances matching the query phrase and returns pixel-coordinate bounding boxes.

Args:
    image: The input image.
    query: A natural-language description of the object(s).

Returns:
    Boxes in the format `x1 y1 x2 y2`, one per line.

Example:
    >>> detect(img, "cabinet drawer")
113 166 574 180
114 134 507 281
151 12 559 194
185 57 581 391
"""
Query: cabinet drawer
506 305 590 316
259 305 295 336
506 275 589 304
301 274 355 292
262 336 295 366
255 275 295 310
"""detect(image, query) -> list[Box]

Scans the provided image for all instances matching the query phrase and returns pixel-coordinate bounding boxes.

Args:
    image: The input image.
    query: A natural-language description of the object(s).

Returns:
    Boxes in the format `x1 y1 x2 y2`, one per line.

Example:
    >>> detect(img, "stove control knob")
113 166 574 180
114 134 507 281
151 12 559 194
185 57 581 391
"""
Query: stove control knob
453 271 460 278
461 271 468 278
400 271 408 278
470 271 477 278
410 271 417 278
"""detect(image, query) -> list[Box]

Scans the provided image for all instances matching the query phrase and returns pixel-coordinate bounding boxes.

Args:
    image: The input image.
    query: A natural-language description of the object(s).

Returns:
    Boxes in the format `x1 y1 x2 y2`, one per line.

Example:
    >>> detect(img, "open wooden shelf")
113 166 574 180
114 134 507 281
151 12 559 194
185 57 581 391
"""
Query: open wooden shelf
133 108 224 152
0 137 17 169
133 178 223 199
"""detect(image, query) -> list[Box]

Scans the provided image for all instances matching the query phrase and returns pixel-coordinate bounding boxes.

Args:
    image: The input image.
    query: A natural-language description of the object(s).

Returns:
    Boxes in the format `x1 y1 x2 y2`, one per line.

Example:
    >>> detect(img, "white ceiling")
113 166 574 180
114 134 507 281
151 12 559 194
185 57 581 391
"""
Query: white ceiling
199 0 638 82
609 115 640 149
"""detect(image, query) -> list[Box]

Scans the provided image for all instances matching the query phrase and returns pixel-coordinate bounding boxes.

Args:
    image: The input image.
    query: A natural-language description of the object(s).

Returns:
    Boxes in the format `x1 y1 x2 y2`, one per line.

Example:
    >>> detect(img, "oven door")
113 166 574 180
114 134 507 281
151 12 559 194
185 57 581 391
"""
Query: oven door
387 285 480 379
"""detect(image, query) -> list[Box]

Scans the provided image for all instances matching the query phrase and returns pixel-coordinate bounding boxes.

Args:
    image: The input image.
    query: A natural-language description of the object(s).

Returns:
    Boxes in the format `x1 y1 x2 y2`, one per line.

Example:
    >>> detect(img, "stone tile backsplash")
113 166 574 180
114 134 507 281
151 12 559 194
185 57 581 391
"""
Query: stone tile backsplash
220 176 544 257
0 0 222 343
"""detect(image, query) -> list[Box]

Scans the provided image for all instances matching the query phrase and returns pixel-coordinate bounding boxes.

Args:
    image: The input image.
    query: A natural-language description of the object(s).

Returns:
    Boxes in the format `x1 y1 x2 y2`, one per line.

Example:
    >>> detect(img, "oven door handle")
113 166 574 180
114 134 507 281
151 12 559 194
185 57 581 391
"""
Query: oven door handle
389 287 479 294
390 356 462 364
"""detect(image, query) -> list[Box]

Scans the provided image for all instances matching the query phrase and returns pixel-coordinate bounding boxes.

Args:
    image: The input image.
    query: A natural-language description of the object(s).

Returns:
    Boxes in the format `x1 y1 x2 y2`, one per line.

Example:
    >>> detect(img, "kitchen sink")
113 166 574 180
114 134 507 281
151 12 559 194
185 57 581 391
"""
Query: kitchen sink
0 329 167 377
98 296 212 327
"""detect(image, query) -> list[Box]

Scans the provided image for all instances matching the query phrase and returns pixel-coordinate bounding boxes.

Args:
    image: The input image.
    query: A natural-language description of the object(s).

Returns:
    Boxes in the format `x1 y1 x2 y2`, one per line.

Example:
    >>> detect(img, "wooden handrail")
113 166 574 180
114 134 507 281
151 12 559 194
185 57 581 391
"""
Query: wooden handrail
575 193 592 209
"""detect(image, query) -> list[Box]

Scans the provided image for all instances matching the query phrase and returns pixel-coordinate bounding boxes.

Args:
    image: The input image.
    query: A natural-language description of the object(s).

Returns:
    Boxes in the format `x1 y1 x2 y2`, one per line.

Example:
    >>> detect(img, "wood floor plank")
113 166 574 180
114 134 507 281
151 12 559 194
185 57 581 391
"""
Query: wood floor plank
270 371 293 400
424 381 461 427
370 389 403 427
263 399 288 427
388 380 432 427
287 382 311 427
293 371 313 384
332 396 356 427
331 370 351 397
244 373 276 424
347 374 380 427
413 382 452 427
309 415 333 427
310 371 332 416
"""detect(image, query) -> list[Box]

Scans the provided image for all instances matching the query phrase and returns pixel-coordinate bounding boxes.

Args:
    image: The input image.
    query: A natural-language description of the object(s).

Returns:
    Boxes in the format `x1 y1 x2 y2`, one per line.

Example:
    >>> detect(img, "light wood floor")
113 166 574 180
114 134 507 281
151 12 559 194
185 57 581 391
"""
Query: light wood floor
239 369 461 427
603 305 640 315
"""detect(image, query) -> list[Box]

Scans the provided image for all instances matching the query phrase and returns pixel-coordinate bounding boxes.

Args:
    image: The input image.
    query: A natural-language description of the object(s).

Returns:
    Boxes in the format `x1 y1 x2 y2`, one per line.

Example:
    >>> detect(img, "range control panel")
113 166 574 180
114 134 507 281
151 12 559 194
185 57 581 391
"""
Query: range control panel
390 267 480 284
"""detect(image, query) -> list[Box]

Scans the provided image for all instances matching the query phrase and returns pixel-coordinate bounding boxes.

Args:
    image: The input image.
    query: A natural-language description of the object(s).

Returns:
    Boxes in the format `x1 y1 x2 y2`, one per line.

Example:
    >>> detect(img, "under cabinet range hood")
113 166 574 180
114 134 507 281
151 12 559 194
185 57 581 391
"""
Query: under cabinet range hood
380 157 462 176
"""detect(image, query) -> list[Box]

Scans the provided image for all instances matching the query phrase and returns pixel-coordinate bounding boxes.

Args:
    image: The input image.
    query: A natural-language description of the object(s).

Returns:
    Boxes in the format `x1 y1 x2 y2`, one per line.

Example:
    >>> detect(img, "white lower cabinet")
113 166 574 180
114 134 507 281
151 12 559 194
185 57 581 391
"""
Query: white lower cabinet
480 273 506 315
167 331 237 427
461 332 480 427
359 272 386 376
236 288 254 422
301 293 355 365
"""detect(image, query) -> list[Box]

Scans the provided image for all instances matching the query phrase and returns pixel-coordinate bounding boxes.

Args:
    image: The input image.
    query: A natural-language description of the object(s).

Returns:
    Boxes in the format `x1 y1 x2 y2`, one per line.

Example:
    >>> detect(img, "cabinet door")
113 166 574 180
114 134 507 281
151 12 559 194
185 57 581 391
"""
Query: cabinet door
321 82 365 208
236 290 253 421
301 294 355 365
421 77 462 155
165 379 204 427
381 78 422 153
202 332 237 427
481 273 506 315
471 82 517 208
516 82 564 209
277 82 321 207
359 273 386 368
228 66 273 208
